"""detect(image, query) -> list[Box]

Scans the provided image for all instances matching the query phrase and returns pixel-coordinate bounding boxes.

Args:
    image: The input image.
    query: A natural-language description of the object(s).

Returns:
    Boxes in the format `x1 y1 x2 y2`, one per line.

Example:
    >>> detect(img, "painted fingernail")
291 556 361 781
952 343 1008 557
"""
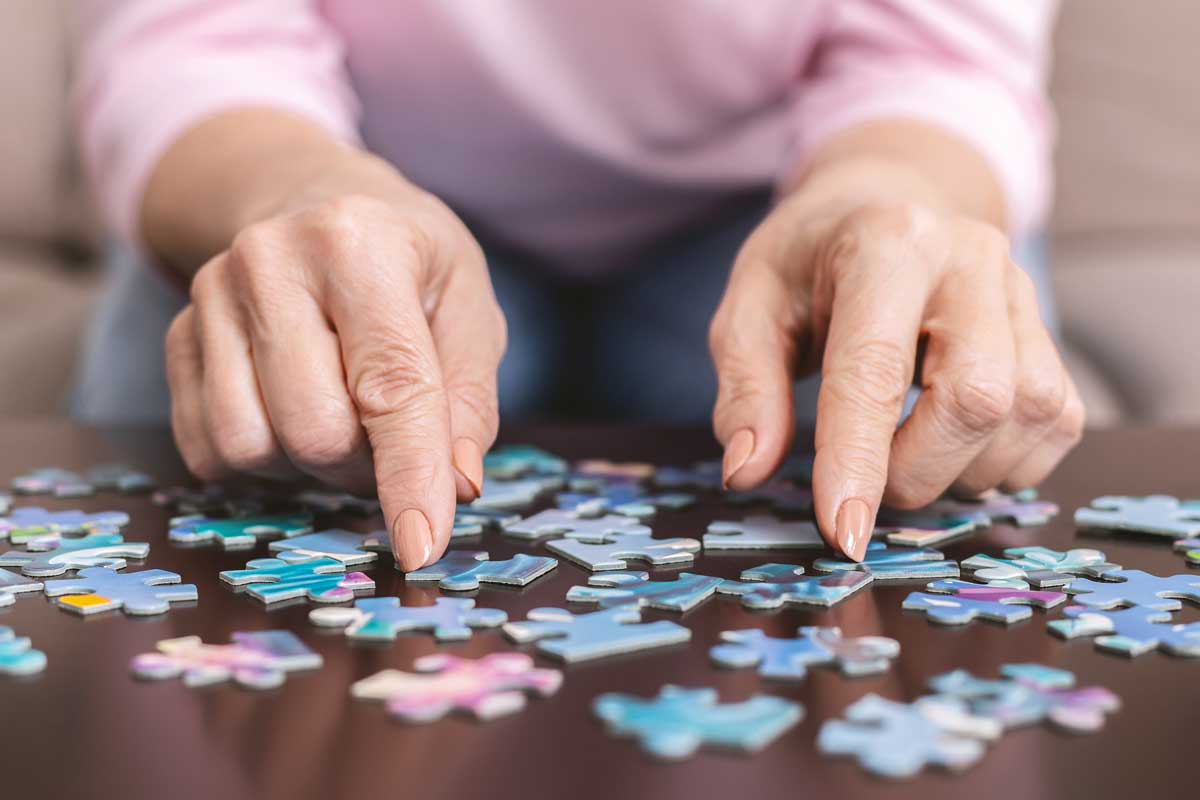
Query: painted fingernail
452 438 483 501
395 508 433 571
722 428 755 489
836 498 872 562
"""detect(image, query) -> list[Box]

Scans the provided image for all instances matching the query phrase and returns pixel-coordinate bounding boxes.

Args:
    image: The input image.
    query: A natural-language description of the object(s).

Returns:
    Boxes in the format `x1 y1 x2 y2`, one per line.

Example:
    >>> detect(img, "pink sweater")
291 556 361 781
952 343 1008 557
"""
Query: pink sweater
76 1 1056 269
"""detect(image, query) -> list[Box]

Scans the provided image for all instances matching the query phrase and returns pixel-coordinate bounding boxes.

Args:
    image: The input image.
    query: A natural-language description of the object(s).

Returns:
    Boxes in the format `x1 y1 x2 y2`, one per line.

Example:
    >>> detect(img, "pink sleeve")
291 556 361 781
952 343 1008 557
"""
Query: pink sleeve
787 0 1057 235
74 0 363 246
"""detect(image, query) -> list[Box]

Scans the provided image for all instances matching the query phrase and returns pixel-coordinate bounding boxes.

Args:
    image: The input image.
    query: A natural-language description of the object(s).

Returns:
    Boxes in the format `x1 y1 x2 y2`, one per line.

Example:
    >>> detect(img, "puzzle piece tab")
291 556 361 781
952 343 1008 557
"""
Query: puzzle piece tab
352 653 562 723
503 605 690 662
566 570 722 612
594 685 802 760
268 529 379 565
220 557 374 604
310 596 506 641
962 546 1121 588
44 567 197 616
405 550 557 591
818 693 1000 779
0 626 46 676
703 515 825 550
1049 605 1200 656
903 579 1065 625
711 626 899 680
0 507 130 544
1075 495 1200 538
502 509 651 541
0 569 43 607
717 563 874 609
169 513 313 549
1065 569 1200 611
813 542 959 581
130 631 321 689
0 531 149 577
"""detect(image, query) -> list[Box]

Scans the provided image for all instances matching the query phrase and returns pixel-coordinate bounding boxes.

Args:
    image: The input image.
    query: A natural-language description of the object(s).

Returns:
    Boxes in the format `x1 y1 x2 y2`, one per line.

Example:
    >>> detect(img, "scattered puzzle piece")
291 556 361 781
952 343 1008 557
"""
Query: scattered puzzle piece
874 511 988 548
573 459 655 481
471 476 563 511
268 529 379 565
556 481 693 519
818 693 1000 779
0 531 149 577
43 567 197 616
929 664 1119 733
717 564 874 610
903 579 1065 625
545 528 700 571
594 685 802 760
503 509 652 541
725 479 813 513
454 505 520 538
220 557 374 604
0 507 130 544
293 490 380 516
0 569 43 607
566 571 722 612
0 626 46 676
813 542 959 580
168 512 313 549
310 596 506 641
503 605 690 662
351 653 562 723
703 515 825 550
0 492 10 515
1049 605 1200 656
130 630 321 689
152 485 265 517
405 550 557 591
84 463 155 494
12 467 92 497
1065 569 1200 611
483 445 567 479
962 546 1121 588
1173 537 1200 566
929 490 1059 527
1075 495 1200 539
652 461 723 491
711 626 899 680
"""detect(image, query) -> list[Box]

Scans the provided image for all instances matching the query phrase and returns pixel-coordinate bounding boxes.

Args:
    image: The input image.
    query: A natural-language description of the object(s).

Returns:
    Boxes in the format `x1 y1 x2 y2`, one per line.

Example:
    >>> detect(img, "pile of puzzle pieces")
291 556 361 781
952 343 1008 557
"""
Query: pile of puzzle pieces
5 445 1200 780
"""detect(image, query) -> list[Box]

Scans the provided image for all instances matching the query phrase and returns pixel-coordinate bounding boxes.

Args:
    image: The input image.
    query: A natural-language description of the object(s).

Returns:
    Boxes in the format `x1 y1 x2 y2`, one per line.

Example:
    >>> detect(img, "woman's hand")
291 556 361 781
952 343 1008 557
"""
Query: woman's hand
165 188 506 571
709 164 1083 561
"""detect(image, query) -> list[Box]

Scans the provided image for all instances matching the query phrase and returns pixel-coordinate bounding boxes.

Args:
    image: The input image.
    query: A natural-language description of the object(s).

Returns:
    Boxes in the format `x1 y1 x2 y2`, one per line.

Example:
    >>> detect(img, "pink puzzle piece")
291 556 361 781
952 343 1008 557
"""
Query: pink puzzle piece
352 653 562 723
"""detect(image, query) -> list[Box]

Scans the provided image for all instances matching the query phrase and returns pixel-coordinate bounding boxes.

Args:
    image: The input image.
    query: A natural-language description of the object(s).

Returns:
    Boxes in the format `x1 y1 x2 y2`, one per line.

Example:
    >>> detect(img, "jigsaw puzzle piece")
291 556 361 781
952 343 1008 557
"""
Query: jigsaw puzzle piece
556 481 693 519
573 459 655 482
483 445 567 480
546 528 700 572
717 563 874 609
453 505 520 538
292 490 380 516
0 506 130 544
168 512 313 549
0 492 10 515
725 479 813 513
1064 569 1200 611
1075 495 1200 538
566 571 722 612
0 531 149 577
818 693 1000 779
1049 605 1200 656
594 685 802 760
471 476 564 511
903 579 1065 625
0 569 43 607
711 627 899 680
310 596 506 641
813 542 959 580
874 510 988 548
962 546 1121 588
928 489 1059 527
352 653 562 723
12 467 92 497
405 550 557 590
1174 537 1200 566
43 567 197 615
84 463 155 494
220 557 374 604
268 529 379 565
502 509 651 541
130 630 321 689
703 515 825 550
929 664 1120 732
503 605 690 662
0 626 46 676
652 461 723 491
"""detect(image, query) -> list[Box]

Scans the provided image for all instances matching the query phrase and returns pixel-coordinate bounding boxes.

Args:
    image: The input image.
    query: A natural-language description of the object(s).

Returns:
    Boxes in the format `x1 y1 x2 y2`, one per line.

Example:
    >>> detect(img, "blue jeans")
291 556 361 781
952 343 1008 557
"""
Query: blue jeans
72 197 1054 425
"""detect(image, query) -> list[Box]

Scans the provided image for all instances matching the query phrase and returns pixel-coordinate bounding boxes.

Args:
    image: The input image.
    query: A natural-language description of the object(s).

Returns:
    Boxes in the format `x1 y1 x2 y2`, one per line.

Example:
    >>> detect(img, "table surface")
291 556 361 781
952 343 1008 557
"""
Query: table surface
0 420 1195 800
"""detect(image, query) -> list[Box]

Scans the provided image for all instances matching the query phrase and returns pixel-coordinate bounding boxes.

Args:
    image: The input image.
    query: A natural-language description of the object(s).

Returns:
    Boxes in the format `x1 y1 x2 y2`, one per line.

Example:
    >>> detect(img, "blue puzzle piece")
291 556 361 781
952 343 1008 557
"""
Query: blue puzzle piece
717 563 874 609
566 571 722 612
472 476 563 511
928 489 1059 527
928 664 1120 732
503 605 690 662
652 461 723 491
0 569 43 607
813 542 959 580
0 531 149 577
168 513 313 549
220 557 374 604
483 445 567 479
703 515 825 550
1065 569 1200 611
556 482 693 519
0 626 46 676
268 529 379 565
545 528 699 571
405 550 557 591
0 507 129 544
292 490 380 516
310 596 506 641
725 478 813 513
43 567 197 616
903 579 1066 626
1049 605 1200 656
453 505 521 538
84 463 155 494
12 467 92 497
818 694 1000 779
1075 495 1200 538
711 627 899 680
962 546 1121 588
594 685 802 760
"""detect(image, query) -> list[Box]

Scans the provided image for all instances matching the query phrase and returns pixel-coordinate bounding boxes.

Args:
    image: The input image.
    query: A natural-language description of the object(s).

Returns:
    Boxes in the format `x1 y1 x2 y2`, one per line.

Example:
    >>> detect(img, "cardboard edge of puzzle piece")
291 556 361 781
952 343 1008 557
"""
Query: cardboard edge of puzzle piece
403 550 558 591
702 515 825 551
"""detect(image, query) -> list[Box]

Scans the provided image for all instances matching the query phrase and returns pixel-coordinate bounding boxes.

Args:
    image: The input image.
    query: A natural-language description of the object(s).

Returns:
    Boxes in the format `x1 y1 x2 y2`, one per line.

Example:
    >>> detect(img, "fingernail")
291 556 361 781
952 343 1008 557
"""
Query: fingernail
395 509 433 571
722 428 755 489
836 498 872 561
452 438 483 500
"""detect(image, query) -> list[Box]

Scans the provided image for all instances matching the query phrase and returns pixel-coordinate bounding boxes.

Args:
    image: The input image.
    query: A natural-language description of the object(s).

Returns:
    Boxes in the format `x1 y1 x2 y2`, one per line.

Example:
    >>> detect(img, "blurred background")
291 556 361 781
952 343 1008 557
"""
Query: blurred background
0 1 1196 426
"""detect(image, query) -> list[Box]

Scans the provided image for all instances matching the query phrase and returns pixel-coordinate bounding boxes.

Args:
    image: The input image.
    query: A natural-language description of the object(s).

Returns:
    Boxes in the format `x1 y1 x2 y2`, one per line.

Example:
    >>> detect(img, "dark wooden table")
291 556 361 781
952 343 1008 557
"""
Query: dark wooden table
0 420 1194 800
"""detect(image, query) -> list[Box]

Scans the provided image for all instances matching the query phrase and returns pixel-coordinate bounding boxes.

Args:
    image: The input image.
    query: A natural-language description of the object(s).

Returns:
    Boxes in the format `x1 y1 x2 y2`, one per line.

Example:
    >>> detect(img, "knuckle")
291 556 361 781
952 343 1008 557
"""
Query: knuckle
934 370 1013 436
1011 369 1067 427
228 224 281 273
351 358 445 421
1056 395 1087 446
836 202 934 252
211 424 279 472
280 422 363 470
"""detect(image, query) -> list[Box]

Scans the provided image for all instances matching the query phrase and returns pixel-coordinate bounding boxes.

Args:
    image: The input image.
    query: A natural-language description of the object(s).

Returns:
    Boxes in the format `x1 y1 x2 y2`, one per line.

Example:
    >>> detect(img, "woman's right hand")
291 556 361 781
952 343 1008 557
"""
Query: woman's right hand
165 187 506 571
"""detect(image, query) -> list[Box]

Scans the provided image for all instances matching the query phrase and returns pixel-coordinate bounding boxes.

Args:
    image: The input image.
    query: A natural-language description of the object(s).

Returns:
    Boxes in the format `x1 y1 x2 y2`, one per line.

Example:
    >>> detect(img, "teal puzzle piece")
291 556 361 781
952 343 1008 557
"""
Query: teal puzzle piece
711 627 899 680
1049 605 1200 656
716 563 874 610
566 570 722 612
813 542 959 581
405 550 557 591
310 596 506 641
220 557 374 604
0 626 46 676
169 513 313 549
